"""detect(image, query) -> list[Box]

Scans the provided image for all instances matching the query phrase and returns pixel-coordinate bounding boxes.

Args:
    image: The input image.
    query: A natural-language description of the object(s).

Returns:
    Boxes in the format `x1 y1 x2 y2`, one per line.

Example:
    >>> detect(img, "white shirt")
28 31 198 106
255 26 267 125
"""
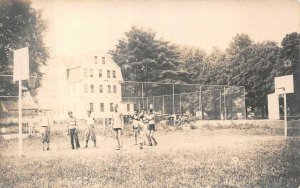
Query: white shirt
112 113 123 129
86 116 94 125
40 116 49 127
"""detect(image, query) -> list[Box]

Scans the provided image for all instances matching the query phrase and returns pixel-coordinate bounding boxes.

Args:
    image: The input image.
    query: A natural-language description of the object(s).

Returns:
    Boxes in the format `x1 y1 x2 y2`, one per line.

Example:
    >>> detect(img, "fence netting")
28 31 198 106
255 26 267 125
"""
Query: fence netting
121 81 246 120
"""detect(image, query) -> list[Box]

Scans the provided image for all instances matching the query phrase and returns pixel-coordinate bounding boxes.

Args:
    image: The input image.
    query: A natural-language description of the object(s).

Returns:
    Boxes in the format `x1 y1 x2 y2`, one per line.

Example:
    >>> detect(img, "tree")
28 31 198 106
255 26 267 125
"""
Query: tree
109 27 186 83
178 47 207 84
275 32 300 115
0 0 49 96
218 34 282 117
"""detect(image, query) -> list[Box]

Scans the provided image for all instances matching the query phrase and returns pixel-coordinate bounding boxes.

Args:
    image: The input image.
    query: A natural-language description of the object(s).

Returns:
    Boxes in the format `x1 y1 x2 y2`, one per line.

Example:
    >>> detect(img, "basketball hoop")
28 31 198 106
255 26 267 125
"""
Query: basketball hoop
28 73 38 89
284 60 292 68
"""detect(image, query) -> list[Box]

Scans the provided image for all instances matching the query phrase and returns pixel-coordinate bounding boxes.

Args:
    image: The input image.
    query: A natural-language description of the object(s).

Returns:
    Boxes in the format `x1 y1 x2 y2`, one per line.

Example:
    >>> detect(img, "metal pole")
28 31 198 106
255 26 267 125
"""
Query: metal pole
172 84 175 126
200 85 203 120
220 90 222 120
244 87 246 120
141 82 144 109
153 97 154 111
180 94 182 115
162 96 165 114
18 79 22 156
284 93 287 137
146 97 149 111
224 86 227 120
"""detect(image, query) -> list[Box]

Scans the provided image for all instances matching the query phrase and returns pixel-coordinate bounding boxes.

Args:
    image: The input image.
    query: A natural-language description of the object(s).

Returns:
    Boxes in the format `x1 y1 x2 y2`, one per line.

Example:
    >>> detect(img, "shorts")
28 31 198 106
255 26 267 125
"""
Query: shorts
113 128 122 132
86 125 96 141
41 126 50 143
148 124 155 131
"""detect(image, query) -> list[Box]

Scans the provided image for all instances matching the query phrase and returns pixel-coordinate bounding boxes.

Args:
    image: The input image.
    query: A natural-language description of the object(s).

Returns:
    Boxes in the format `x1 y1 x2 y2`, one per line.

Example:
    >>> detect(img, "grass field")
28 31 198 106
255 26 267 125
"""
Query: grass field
0 120 300 187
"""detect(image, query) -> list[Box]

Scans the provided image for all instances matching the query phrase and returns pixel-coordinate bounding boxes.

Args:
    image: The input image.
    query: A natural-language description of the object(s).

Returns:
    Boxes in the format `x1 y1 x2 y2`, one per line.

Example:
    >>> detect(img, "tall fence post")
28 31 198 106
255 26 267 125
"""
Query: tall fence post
220 89 222 120
162 95 165 114
172 83 175 126
179 94 182 115
200 85 203 120
141 82 144 109
244 87 246 120
224 86 227 120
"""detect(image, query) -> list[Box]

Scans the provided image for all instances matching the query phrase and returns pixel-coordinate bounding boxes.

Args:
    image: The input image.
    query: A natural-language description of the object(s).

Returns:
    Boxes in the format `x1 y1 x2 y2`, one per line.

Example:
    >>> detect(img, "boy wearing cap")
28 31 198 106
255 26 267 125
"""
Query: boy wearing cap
67 111 80 149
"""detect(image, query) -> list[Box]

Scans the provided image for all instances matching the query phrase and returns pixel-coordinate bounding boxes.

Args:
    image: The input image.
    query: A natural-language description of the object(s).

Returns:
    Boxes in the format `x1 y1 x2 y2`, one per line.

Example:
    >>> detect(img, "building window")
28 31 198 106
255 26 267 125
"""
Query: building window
99 85 103 93
94 56 98 64
127 104 130 112
112 70 116 78
110 103 114 112
90 103 94 111
134 104 137 111
90 84 94 93
108 85 111 93
90 69 93 77
107 70 110 78
99 69 102 78
84 84 88 93
83 68 87 78
100 103 104 112
102 57 105 64
113 85 116 93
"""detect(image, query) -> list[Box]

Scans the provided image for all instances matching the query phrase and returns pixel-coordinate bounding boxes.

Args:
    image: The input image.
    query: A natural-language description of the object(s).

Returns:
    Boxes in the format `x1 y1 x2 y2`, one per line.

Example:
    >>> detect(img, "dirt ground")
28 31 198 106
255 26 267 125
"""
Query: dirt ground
0 122 300 187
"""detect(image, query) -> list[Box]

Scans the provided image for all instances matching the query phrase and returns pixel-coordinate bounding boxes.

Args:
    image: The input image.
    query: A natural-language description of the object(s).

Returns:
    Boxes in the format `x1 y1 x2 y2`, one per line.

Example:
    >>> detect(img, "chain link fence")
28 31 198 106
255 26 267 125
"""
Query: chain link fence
121 81 246 120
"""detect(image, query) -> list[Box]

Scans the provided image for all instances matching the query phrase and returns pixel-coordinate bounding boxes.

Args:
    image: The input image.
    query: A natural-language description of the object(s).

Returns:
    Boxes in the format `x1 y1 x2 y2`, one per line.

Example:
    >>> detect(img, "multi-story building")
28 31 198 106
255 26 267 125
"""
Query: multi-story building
39 51 134 122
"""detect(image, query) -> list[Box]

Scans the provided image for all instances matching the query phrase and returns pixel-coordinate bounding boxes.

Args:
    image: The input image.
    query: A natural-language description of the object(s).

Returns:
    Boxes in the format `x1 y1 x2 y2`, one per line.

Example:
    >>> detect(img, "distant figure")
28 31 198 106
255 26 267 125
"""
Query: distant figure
131 109 146 149
131 110 140 145
85 110 96 148
67 111 80 149
145 109 157 146
112 105 123 150
28 116 36 138
39 111 50 151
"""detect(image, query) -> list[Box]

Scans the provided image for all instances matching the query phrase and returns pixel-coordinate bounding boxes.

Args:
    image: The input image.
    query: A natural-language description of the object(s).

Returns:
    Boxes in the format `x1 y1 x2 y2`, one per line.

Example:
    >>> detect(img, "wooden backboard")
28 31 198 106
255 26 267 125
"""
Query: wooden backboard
274 75 294 94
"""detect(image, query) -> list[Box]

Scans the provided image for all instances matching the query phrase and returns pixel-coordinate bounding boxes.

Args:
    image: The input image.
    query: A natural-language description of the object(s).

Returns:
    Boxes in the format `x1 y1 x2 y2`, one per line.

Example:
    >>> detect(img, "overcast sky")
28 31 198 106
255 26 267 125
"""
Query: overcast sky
33 0 300 57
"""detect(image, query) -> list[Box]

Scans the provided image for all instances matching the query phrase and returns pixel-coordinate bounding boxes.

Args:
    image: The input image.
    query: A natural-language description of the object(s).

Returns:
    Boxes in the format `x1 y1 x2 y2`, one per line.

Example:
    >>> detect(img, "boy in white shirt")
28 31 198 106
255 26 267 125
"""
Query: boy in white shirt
39 111 51 151
85 110 96 148
112 105 123 150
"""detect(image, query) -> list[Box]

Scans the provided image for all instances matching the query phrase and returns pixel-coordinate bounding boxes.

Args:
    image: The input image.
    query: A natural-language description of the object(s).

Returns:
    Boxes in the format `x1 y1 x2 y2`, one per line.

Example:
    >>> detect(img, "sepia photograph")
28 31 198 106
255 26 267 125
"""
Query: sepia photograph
0 0 299 187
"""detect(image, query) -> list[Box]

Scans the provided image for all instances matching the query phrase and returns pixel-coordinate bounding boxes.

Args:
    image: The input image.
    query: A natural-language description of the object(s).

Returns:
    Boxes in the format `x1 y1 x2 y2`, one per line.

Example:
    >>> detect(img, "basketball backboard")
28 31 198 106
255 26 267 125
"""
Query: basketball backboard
13 47 29 81
274 75 294 94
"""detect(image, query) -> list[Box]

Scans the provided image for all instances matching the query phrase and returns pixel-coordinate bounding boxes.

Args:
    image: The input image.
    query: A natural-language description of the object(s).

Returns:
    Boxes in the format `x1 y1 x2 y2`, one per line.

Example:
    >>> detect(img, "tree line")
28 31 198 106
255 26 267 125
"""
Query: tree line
109 27 300 117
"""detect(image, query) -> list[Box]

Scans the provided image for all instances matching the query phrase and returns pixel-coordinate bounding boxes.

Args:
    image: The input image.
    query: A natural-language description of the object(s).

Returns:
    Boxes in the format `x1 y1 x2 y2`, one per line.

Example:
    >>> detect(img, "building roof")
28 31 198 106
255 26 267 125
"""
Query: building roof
0 100 39 112
0 92 39 112
63 50 119 70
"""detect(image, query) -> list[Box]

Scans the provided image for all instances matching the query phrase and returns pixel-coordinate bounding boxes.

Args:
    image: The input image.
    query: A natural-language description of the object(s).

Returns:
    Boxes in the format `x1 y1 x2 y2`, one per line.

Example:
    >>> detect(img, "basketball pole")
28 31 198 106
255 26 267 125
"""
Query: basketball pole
18 78 22 156
284 92 287 137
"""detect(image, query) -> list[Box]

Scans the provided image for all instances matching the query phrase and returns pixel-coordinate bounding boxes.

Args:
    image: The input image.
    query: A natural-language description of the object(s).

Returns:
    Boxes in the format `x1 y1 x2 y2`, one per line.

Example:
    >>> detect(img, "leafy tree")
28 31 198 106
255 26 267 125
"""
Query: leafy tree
178 47 207 83
275 32 300 115
109 27 187 83
0 0 49 96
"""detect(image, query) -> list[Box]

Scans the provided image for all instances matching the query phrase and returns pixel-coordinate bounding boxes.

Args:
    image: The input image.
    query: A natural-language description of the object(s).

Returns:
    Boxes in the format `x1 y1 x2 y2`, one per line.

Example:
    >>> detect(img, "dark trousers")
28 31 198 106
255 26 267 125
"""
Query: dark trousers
70 128 80 149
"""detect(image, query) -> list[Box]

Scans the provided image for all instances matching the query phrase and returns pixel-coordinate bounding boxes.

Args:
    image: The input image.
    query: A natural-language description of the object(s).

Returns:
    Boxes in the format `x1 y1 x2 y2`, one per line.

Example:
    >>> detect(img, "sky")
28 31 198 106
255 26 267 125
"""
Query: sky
32 0 300 57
